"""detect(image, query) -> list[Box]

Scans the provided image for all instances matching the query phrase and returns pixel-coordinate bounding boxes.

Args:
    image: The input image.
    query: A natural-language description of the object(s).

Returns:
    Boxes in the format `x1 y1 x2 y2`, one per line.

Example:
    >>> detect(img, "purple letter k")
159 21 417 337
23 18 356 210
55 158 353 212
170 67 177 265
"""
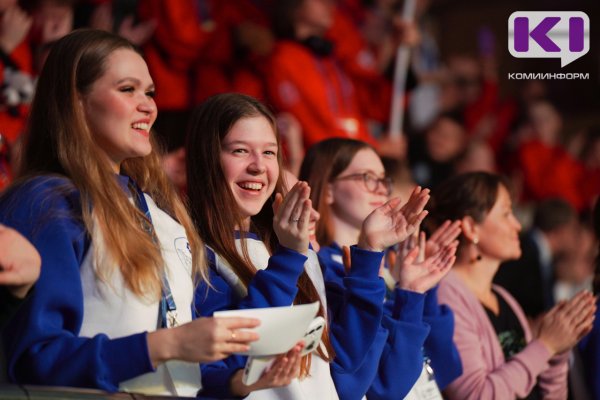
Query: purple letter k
514 16 561 52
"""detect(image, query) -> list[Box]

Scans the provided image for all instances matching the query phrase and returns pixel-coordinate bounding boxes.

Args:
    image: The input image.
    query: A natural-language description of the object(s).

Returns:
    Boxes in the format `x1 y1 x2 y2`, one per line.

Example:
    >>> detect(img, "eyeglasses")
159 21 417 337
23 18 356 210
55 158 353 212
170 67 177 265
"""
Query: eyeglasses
335 172 393 196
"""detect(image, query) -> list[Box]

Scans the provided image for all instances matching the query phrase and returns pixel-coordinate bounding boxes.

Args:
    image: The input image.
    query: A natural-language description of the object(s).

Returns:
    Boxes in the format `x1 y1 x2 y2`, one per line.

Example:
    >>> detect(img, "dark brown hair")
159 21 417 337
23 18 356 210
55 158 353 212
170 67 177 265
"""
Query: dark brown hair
427 171 510 245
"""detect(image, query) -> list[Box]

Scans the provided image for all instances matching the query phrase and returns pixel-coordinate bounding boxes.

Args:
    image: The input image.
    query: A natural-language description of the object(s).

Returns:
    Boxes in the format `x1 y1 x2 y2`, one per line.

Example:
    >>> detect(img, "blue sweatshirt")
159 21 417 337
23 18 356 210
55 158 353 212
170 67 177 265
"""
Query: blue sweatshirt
196 234 386 399
0 176 155 391
319 243 462 400
579 300 600 400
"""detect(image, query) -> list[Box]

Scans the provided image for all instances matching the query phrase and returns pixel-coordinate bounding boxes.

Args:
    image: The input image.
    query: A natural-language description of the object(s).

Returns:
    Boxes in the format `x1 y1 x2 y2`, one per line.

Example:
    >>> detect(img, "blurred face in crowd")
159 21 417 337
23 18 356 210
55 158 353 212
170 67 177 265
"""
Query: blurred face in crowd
0 0 17 12
81 49 157 172
448 55 482 105
455 140 496 174
426 117 466 163
295 0 334 33
529 101 562 145
328 148 389 229
475 184 522 262
551 217 579 257
554 227 596 285
220 116 279 227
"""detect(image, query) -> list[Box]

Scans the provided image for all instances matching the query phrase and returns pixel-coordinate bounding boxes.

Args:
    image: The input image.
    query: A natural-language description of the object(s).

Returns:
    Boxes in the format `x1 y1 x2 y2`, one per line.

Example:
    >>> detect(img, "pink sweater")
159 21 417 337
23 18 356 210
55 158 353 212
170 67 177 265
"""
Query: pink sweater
437 271 569 400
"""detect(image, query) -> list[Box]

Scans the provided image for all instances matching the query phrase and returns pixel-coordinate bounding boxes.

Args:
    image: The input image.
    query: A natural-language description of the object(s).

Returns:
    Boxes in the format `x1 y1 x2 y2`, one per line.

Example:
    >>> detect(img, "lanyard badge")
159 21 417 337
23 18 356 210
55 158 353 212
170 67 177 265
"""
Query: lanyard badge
128 179 179 329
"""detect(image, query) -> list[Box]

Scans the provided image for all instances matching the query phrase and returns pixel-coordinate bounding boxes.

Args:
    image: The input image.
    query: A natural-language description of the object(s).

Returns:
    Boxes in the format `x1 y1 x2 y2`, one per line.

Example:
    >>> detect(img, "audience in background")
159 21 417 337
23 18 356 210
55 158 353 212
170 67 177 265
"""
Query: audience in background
494 198 579 319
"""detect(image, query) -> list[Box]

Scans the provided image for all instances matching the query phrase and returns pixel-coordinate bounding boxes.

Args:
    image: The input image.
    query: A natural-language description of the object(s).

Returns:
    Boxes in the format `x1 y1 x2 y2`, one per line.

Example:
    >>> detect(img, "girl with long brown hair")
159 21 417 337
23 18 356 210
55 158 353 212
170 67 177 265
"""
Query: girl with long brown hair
0 29 259 396
186 93 414 399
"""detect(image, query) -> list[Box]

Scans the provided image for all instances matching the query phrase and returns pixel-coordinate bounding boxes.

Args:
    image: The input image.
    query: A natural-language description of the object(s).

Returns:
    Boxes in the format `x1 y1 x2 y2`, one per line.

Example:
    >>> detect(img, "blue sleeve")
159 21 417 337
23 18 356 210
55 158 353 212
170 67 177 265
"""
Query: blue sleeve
243 247 308 308
0 178 154 391
332 325 388 400
579 303 600 400
367 289 431 400
318 246 346 288
196 245 308 313
195 245 307 398
327 246 386 400
422 286 463 390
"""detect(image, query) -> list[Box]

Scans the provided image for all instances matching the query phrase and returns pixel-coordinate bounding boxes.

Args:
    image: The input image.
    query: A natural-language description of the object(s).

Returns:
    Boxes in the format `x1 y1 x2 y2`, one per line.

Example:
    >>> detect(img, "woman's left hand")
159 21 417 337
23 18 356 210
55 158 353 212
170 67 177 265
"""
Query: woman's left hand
390 231 458 293
272 181 312 255
230 342 304 397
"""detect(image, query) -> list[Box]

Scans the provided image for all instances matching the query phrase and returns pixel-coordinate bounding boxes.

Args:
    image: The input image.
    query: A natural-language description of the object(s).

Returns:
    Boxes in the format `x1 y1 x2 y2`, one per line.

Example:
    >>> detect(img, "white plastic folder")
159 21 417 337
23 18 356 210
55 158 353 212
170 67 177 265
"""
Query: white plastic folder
213 302 320 356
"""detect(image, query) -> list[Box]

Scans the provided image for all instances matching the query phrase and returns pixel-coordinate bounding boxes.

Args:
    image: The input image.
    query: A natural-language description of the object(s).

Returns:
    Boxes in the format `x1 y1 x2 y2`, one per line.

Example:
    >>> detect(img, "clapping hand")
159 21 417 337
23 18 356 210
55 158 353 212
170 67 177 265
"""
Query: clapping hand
388 222 460 293
357 186 430 252
272 181 312 255
537 291 597 355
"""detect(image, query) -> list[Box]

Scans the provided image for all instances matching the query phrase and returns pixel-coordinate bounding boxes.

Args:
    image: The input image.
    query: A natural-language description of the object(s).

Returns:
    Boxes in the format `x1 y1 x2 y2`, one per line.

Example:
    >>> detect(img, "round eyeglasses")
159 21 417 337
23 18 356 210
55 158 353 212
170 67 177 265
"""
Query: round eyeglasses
335 172 393 196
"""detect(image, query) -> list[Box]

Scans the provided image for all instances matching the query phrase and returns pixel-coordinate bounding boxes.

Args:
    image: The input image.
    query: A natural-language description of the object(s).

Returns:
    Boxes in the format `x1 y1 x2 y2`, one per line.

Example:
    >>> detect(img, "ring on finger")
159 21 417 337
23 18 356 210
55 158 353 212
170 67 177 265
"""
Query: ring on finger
230 331 236 340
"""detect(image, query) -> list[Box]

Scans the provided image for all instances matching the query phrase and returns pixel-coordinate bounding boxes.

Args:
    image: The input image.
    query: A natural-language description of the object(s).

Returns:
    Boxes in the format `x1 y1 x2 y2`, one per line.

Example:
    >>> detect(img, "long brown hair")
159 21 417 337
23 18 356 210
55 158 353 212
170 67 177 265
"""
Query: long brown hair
15 29 205 298
298 138 372 247
186 93 334 373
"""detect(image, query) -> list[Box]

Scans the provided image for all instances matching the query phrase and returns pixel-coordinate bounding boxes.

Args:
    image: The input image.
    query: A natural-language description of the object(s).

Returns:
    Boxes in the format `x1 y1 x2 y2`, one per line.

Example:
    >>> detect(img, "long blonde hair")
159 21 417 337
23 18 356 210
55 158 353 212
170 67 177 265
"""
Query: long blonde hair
16 29 206 298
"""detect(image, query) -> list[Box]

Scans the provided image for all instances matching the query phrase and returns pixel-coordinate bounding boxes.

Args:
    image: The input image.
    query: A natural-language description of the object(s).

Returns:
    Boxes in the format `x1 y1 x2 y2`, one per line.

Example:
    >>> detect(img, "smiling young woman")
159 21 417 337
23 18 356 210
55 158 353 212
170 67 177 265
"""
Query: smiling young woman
0 29 260 396
186 93 421 399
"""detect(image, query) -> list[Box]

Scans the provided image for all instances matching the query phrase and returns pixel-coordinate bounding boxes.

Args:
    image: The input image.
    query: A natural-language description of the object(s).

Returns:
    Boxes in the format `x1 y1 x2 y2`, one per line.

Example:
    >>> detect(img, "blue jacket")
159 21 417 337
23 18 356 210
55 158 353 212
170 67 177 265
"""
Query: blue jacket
0 176 155 391
196 235 386 399
319 243 462 400
579 300 600 400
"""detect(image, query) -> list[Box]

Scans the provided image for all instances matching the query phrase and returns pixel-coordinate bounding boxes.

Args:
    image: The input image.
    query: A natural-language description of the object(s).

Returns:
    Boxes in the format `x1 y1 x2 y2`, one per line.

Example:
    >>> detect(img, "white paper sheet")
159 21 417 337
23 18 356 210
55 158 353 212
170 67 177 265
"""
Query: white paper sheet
214 302 320 356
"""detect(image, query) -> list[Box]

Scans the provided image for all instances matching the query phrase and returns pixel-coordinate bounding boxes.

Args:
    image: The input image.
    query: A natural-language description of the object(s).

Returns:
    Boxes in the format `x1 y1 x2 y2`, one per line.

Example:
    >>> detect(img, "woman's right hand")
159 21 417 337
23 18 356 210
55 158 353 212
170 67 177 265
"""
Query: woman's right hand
148 316 260 367
537 291 596 355
230 342 304 397
390 232 458 293
272 181 312 254
358 186 430 252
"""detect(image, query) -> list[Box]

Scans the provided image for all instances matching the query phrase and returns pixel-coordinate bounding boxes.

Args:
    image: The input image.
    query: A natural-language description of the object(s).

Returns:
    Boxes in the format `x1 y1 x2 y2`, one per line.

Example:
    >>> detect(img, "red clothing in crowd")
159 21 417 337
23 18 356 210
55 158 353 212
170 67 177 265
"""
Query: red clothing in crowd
581 166 600 210
517 139 586 211
463 80 518 156
0 40 33 145
226 0 274 100
138 0 234 111
266 39 376 150
327 7 391 124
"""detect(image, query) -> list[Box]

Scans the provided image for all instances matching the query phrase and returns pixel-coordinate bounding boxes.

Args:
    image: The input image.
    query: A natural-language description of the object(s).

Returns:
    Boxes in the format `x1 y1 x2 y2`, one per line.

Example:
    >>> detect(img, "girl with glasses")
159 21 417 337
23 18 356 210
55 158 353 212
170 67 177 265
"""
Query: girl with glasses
299 137 463 399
